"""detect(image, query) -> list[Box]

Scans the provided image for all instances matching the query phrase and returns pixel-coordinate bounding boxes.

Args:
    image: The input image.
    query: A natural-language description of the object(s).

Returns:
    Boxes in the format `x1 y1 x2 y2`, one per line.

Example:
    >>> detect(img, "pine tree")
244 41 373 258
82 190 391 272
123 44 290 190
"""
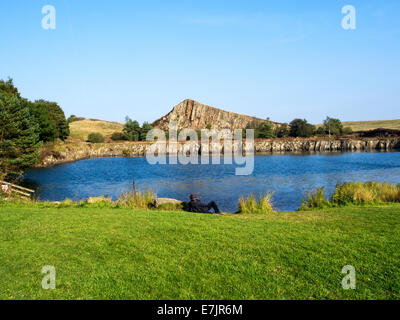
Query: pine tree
0 94 42 178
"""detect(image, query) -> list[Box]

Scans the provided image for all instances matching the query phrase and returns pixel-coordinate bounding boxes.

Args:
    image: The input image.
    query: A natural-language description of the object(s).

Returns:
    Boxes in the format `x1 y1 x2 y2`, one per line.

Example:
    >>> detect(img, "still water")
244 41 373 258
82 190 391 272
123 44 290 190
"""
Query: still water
24 152 400 212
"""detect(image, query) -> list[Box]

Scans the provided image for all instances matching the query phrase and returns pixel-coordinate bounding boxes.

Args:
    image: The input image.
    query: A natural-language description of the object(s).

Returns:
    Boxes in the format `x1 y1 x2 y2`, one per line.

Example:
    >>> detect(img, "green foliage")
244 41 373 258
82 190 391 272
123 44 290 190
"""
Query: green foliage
67 115 85 124
111 132 128 141
257 123 275 138
245 121 276 139
0 78 20 99
0 94 42 177
33 100 70 141
29 102 56 142
299 187 331 210
342 127 353 135
123 117 153 141
315 126 326 136
275 123 290 138
140 122 153 141
87 132 105 143
323 117 343 136
123 117 141 141
289 119 316 138
237 193 274 214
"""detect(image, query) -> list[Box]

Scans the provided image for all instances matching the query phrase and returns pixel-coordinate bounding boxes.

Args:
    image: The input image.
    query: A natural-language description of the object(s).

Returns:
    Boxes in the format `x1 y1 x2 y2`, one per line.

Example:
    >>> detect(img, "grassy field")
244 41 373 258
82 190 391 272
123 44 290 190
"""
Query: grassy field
342 119 400 131
69 119 124 141
0 203 399 300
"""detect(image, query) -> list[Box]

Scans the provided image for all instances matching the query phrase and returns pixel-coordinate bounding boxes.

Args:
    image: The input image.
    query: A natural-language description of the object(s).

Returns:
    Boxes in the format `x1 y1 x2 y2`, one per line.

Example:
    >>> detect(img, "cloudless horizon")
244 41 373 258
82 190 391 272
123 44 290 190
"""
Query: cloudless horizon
0 0 399 124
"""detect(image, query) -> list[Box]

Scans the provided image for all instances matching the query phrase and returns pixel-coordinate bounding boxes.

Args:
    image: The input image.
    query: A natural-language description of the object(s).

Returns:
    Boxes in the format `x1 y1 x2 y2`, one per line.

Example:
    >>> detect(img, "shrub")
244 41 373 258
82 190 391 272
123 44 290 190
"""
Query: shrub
87 132 105 143
342 127 353 135
299 187 331 210
117 189 157 209
237 193 274 214
111 132 127 141
289 119 315 138
275 124 290 138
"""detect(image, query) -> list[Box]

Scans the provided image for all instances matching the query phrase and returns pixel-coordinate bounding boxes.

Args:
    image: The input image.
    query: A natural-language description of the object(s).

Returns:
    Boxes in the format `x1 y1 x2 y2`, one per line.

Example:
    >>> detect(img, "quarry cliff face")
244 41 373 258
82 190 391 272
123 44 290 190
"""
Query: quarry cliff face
38 138 400 167
152 99 282 131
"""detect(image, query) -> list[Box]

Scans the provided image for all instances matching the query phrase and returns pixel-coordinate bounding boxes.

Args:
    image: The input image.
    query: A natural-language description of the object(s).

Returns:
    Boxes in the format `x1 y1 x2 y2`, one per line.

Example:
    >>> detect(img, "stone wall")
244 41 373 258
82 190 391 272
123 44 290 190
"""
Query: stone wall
38 138 400 167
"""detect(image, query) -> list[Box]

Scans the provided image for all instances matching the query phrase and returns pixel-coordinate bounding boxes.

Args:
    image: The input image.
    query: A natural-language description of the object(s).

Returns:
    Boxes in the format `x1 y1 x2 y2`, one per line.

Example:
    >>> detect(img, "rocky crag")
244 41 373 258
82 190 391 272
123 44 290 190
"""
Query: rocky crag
39 138 400 167
152 99 282 131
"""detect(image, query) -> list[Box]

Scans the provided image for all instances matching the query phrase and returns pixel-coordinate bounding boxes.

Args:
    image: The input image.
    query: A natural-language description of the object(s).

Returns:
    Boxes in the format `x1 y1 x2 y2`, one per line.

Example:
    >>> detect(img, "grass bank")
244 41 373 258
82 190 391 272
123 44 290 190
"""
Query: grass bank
0 203 399 300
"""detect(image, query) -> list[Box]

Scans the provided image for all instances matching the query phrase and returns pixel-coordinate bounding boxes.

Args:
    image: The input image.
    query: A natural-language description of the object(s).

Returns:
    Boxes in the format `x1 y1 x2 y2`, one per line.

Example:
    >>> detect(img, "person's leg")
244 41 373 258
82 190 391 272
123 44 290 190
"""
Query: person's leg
207 201 221 214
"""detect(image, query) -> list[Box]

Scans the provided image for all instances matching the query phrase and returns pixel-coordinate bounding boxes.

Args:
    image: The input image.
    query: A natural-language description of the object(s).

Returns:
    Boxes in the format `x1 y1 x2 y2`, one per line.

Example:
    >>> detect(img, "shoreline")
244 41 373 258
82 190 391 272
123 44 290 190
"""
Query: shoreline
37 137 400 168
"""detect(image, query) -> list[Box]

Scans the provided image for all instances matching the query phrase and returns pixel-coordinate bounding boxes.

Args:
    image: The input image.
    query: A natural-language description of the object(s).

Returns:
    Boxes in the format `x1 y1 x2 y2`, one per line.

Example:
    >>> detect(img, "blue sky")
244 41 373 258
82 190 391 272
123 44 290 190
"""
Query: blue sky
0 0 399 124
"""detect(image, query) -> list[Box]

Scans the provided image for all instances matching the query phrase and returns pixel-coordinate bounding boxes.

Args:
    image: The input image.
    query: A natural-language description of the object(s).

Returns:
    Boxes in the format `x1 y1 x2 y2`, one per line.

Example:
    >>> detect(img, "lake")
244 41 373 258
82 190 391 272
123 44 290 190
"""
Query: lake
24 152 400 212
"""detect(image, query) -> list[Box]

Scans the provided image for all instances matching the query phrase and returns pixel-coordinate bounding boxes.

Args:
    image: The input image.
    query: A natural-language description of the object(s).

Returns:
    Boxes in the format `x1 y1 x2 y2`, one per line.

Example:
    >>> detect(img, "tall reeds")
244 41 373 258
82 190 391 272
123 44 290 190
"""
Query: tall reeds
117 189 157 209
237 193 274 214
300 181 400 210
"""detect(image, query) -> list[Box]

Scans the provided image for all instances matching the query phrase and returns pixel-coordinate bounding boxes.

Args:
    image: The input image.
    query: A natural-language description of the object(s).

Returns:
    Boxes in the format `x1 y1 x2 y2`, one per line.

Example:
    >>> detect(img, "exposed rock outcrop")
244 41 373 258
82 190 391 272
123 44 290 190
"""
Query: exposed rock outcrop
152 99 282 131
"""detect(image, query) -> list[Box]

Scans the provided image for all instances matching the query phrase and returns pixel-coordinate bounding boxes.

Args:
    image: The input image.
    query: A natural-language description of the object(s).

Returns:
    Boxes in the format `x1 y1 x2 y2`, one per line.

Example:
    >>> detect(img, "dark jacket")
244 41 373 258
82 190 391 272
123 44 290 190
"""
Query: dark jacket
187 199 210 213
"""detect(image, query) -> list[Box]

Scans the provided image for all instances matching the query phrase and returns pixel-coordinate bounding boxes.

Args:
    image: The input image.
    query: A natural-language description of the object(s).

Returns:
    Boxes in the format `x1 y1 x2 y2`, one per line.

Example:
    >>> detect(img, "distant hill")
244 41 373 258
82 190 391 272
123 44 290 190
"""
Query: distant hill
152 99 282 131
341 120 400 132
69 119 124 141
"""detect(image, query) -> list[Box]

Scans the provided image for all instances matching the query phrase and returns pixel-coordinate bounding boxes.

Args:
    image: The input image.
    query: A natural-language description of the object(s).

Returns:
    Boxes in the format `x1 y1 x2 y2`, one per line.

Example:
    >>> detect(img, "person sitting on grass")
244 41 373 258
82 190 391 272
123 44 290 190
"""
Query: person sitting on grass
187 194 221 214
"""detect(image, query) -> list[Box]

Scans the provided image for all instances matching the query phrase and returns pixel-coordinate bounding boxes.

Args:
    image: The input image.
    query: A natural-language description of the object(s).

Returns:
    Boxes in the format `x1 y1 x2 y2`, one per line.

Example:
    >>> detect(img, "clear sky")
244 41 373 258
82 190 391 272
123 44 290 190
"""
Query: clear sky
0 0 399 124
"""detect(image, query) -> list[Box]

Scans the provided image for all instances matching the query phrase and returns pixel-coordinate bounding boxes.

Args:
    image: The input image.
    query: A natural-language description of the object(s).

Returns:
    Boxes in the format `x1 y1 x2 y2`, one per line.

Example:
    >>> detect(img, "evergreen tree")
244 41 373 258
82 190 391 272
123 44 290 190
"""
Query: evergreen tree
34 100 70 141
0 78 20 99
258 122 275 138
30 102 56 142
0 94 41 178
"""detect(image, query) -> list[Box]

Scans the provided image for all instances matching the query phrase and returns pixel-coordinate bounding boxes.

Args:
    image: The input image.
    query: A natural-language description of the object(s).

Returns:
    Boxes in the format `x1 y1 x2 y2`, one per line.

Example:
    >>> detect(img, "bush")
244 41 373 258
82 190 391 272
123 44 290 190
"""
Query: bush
275 124 290 138
111 132 128 141
342 127 353 135
67 115 85 123
289 119 315 138
87 132 105 143
237 193 274 214
299 187 331 210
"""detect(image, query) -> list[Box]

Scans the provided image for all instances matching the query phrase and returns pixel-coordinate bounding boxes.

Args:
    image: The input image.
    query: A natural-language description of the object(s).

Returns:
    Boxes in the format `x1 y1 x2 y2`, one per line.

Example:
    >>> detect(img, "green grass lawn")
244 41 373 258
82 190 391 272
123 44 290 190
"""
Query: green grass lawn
0 203 399 300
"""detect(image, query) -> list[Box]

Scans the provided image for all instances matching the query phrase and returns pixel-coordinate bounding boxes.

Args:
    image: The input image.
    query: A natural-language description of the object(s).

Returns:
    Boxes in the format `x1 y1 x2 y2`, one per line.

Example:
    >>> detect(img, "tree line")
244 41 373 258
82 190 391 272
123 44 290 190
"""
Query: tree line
245 117 353 139
0 79 69 178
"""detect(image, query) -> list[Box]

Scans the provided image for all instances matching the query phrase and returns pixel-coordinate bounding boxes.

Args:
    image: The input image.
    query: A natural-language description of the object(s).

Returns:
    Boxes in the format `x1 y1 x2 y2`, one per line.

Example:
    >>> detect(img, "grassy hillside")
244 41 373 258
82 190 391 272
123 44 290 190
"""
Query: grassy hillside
341 120 400 131
1 203 399 300
68 119 124 141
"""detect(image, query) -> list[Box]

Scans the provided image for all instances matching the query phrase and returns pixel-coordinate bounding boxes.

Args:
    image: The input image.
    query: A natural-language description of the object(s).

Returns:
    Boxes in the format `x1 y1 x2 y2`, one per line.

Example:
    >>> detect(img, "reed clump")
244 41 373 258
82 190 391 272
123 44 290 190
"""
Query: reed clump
300 181 400 210
116 189 157 209
237 193 274 214
332 182 400 205
299 187 331 210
